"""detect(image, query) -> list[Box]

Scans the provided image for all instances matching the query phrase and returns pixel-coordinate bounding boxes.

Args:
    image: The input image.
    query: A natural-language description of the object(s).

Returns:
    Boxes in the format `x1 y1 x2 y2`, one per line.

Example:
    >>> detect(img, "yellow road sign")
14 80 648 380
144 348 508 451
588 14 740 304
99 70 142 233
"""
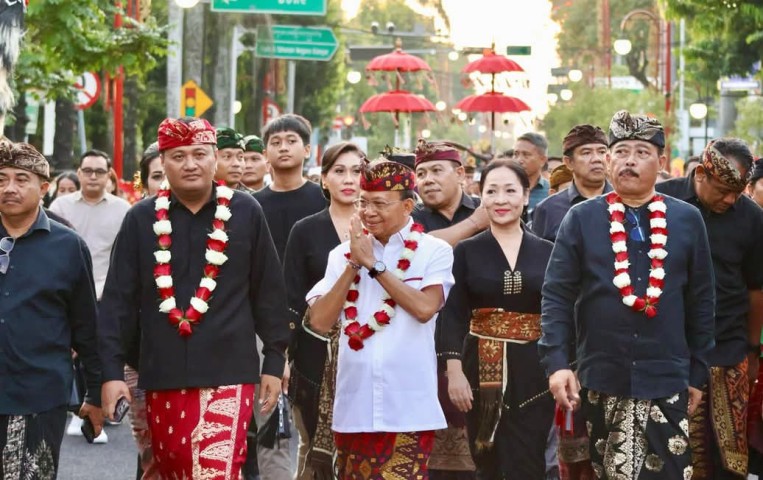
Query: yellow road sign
180 80 213 117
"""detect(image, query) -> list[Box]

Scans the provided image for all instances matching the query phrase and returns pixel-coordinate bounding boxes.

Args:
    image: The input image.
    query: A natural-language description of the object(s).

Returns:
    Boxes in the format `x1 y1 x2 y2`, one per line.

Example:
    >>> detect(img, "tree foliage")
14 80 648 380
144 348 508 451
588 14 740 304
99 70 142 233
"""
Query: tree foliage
730 96 763 153
666 0 763 85
540 84 671 156
17 0 168 100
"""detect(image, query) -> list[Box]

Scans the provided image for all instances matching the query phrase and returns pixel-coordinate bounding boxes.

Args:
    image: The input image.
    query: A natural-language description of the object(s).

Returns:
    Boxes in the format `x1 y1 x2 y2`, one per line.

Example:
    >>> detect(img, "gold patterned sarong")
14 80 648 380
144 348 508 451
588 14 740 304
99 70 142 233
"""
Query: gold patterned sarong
689 357 749 478
470 308 541 454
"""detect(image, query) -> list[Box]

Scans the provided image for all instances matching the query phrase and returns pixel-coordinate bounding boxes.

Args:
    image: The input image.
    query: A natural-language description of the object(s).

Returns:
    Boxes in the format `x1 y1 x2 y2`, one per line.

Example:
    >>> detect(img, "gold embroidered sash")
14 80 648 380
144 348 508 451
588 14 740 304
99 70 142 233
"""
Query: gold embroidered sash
470 308 542 456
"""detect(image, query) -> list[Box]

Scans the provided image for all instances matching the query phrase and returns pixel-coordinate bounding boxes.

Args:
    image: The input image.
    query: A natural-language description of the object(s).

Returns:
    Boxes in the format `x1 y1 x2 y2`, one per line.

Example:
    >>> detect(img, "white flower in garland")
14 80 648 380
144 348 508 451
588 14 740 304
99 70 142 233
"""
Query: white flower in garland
159 297 177 313
189 297 209 313
216 185 234 200
153 220 172 236
155 196 171 211
200 277 217 292
154 251 171 264
208 229 229 243
155 275 173 289
215 205 232 222
205 249 228 266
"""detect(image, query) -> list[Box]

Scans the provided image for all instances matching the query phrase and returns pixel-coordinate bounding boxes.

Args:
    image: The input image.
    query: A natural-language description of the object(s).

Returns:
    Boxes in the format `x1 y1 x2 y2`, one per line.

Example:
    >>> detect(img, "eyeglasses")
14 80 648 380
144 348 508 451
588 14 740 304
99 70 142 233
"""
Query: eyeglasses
0 236 14 274
353 199 402 212
80 168 109 178
625 209 646 242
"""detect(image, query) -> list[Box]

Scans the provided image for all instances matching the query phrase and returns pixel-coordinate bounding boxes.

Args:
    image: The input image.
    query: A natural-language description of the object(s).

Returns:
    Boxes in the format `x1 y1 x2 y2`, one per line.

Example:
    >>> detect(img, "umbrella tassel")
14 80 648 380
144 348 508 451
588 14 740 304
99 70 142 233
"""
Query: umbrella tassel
366 73 377 87
390 112 399 127
385 74 393 91
361 113 370 130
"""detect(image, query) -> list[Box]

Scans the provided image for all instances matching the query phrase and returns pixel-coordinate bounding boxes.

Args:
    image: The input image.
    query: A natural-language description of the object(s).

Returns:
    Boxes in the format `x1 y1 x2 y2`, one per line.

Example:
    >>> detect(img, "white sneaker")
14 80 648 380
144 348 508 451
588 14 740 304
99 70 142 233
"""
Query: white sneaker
66 416 83 436
93 429 108 444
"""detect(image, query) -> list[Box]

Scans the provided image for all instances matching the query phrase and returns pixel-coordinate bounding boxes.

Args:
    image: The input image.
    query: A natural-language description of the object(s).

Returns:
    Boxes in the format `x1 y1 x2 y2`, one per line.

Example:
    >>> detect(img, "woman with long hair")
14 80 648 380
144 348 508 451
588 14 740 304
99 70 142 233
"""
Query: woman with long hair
283 141 365 479
439 159 555 479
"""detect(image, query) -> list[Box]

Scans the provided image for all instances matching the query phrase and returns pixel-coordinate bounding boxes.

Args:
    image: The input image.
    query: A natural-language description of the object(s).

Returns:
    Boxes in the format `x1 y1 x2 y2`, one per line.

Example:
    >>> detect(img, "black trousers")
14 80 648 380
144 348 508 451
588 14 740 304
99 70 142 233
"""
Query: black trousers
0 405 68 480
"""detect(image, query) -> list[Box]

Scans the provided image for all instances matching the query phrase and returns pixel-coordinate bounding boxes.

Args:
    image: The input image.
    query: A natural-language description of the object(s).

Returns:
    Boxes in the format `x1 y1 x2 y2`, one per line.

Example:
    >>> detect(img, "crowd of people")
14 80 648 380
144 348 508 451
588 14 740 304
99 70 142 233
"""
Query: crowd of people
1 108 763 480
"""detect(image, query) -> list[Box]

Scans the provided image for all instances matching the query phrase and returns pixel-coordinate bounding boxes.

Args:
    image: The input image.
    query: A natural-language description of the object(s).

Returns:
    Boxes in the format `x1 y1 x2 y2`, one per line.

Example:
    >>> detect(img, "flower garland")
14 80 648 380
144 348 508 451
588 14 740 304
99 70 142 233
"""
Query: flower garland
606 192 668 318
342 223 425 350
153 181 234 336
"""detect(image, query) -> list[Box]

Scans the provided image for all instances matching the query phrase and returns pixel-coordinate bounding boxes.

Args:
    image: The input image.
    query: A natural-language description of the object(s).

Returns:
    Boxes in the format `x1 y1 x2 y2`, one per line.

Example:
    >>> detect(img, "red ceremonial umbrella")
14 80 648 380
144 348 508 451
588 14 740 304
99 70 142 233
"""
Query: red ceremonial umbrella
458 48 529 151
454 92 530 113
360 90 436 113
462 49 524 75
366 49 432 73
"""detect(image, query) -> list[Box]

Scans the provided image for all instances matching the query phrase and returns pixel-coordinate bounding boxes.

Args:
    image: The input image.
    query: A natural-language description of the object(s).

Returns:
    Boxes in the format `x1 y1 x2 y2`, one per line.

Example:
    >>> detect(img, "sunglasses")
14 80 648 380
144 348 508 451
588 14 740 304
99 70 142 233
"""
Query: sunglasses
0 236 14 274
625 209 646 243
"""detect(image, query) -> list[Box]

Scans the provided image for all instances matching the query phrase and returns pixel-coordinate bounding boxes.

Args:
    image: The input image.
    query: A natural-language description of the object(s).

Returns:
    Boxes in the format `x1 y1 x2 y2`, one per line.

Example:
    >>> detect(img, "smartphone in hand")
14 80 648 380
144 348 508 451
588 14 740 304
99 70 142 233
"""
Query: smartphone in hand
81 417 96 444
113 396 130 423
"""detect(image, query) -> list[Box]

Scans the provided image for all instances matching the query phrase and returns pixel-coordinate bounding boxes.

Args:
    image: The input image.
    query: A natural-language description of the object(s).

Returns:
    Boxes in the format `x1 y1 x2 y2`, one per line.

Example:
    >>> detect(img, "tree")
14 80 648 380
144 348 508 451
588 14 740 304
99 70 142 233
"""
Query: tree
8 0 167 170
551 0 659 89
666 0 763 86
540 83 671 156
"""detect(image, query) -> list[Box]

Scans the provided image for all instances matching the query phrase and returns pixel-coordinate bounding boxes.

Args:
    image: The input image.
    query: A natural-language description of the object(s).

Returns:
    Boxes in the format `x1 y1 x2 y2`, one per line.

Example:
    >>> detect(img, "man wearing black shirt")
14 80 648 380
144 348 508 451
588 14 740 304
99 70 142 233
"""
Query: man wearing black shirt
99 117 289 479
532 125 612 242
254 114 326 261
540 111 716 479
657 138 763 479
0 141 102 478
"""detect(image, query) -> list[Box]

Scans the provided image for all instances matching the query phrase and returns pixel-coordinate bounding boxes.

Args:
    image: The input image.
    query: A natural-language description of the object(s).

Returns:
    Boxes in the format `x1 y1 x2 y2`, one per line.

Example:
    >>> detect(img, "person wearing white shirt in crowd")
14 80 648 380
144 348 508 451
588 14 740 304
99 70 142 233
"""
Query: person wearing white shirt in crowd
306 159 454 479
49 149 131 300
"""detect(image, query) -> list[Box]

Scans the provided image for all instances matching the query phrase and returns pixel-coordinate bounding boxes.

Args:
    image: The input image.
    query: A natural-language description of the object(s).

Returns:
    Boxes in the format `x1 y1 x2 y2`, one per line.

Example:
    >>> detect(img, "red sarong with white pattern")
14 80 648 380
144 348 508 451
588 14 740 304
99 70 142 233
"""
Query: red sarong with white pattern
334 430 435 480
146 384 255 480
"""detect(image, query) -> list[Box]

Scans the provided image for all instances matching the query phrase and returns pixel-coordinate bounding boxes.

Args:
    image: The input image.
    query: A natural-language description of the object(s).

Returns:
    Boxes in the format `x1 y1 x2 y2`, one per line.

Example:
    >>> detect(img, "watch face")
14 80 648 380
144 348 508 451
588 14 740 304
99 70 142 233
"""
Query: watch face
373 261 386 273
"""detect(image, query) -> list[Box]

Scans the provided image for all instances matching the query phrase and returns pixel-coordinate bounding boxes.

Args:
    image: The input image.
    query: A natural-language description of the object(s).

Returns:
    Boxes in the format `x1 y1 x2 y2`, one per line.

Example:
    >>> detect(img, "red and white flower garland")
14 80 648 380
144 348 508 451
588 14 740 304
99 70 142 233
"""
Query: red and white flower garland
342 223 425 351
606 192 668 318
153 181 234 336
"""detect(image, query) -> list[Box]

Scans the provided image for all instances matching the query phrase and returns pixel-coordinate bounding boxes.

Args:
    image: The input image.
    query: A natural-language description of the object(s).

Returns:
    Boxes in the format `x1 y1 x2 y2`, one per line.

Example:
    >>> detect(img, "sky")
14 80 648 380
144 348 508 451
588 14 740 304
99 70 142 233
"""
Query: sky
341 0 560 133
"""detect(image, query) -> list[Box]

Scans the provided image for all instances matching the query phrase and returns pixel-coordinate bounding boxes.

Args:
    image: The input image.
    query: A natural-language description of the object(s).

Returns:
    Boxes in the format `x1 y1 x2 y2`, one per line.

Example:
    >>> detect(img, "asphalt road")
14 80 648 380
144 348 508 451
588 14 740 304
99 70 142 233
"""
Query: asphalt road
59 414 137 480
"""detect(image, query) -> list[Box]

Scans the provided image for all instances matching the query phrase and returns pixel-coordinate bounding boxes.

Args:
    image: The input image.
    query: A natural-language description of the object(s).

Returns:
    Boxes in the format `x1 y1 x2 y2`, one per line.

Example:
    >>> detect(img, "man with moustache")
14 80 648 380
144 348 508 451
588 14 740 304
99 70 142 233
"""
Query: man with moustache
99 117 290 479
307 159 453 478
656 138 763 479
539 110 716 479
0 141 102 478
532 125 612 243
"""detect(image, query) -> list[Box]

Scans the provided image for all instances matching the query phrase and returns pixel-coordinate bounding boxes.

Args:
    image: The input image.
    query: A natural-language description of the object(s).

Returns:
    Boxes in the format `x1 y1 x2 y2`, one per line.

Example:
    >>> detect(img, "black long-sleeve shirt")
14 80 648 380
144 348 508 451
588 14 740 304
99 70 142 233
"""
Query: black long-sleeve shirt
98 186 290 390
657 174 763 367
539 195 716 399
0 209 101 414
531 182 613 242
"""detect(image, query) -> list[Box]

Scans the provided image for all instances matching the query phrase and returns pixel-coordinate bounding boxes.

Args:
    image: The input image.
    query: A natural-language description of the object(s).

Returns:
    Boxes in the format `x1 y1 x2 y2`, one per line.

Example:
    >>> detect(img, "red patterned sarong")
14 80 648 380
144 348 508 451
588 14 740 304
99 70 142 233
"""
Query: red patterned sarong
334 431 435 480
146 384 255 480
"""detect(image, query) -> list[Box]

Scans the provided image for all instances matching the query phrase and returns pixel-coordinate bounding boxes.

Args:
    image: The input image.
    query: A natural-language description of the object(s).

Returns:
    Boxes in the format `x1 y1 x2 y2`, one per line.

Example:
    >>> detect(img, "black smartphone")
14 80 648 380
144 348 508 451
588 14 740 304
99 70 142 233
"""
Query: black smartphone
81 416 96 444
113 396 130 423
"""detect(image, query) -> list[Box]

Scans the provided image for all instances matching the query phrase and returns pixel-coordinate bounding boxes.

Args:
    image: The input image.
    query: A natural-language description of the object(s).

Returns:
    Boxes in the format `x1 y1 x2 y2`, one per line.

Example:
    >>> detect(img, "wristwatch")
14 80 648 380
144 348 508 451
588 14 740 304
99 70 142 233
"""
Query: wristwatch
368 260 387 279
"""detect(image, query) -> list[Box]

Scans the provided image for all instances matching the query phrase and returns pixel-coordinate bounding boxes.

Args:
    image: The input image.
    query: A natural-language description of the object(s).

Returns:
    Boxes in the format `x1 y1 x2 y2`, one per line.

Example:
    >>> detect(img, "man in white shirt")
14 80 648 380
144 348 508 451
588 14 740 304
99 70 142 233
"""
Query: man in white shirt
49 150 131 300
306 160 454 479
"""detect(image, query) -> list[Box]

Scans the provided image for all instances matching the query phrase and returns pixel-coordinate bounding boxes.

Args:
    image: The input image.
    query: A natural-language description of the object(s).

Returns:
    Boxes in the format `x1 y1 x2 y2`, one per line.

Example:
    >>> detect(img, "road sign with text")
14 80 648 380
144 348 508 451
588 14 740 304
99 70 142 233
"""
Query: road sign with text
211 0 327 16
255 25 338 62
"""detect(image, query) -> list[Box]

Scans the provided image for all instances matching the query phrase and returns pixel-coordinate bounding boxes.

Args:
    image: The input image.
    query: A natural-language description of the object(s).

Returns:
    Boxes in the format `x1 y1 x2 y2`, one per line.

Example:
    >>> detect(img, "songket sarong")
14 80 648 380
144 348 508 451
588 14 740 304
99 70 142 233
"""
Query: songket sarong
429 370 476 479
334 430 435 480
556 406 595 480
689 357 749 479
463 308 554 478
582 389 693 480
0 406 67 480
146 384 255 480
125 365 157 478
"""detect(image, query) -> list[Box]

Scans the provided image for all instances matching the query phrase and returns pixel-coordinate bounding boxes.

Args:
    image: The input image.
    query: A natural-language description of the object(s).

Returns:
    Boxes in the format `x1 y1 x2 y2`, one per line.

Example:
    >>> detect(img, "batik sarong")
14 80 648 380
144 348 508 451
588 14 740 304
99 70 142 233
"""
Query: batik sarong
0 406 67 480
689 357 749 479
582 389 693 480
334 430 435 480
146 384 255 480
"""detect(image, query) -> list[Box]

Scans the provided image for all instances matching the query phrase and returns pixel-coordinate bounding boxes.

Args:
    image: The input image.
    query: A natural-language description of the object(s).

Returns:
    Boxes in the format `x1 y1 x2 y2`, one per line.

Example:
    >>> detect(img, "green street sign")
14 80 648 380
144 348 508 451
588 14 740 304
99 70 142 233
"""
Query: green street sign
211 0 327 16
255 25 338 62
506 46 532 56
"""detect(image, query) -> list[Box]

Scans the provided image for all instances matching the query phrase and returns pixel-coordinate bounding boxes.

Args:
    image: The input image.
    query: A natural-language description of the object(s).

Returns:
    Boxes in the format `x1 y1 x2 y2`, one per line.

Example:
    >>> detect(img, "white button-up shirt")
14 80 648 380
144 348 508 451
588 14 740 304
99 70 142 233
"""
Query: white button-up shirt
49 191 131 299
307 219 454 433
